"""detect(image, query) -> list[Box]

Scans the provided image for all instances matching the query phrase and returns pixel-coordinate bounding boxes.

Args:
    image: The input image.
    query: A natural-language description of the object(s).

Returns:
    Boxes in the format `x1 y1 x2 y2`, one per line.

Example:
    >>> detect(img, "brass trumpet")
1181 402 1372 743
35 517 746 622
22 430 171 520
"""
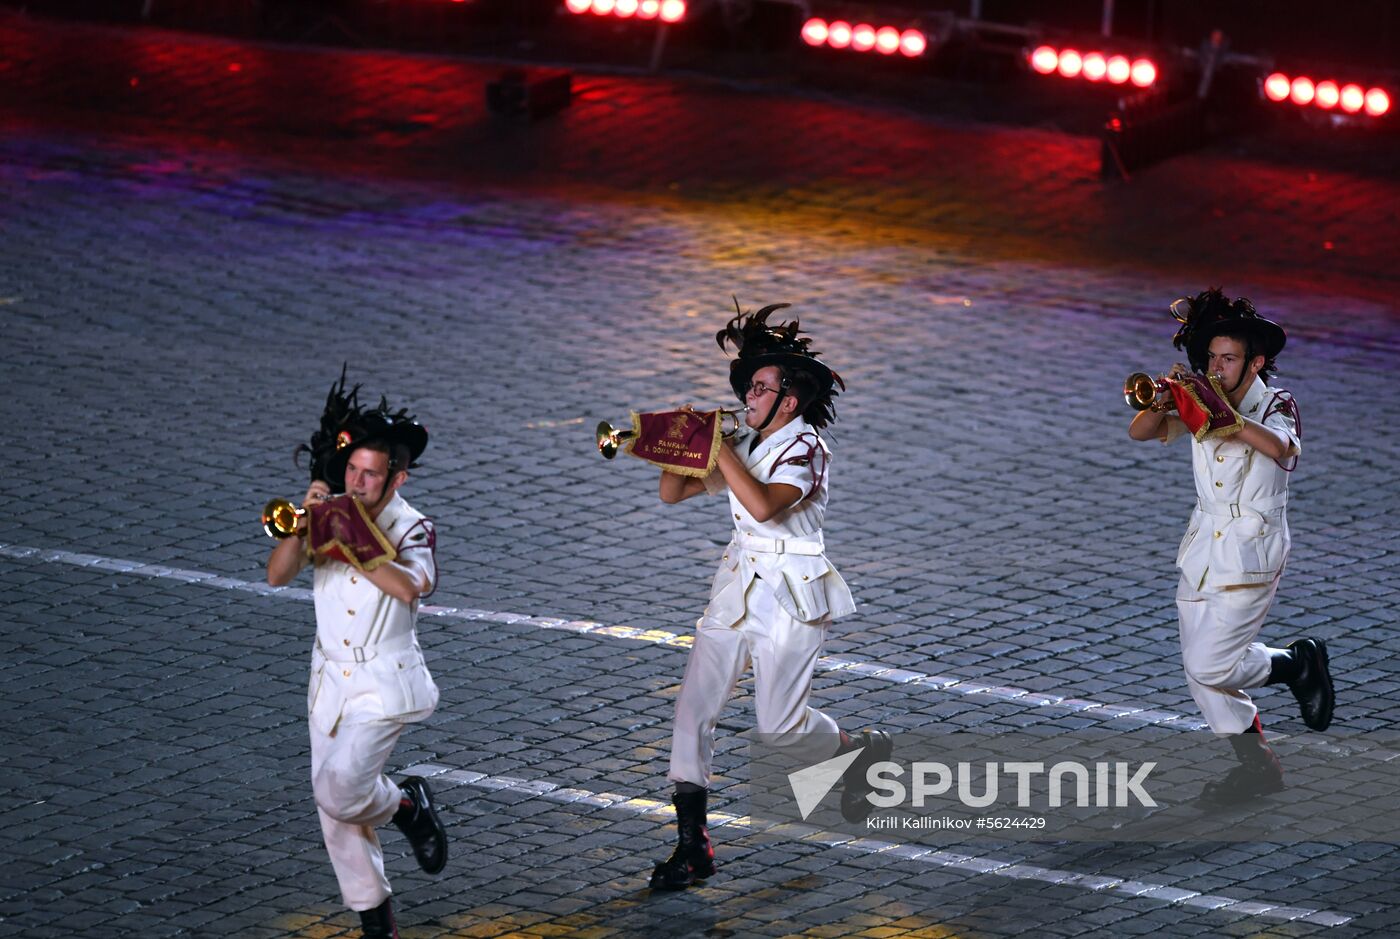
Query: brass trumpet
595 421 633 460
1123 370 1223 411
1123 372 1169 411
261 497 306 539
595 407 750 460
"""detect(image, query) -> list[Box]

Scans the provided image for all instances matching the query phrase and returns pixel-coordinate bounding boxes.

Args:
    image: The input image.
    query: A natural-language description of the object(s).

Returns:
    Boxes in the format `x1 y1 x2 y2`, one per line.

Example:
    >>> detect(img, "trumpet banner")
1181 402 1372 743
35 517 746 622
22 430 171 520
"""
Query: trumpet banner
306 495 397 571
1168 373 1243 442
626 408 725 477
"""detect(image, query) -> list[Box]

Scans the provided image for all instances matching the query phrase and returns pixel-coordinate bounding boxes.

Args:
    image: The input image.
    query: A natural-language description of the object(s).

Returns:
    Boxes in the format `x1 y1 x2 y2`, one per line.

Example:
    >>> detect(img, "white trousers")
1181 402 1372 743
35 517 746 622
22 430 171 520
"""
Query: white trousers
309 718 405 911
670 578 841 786
1176 573 1280 734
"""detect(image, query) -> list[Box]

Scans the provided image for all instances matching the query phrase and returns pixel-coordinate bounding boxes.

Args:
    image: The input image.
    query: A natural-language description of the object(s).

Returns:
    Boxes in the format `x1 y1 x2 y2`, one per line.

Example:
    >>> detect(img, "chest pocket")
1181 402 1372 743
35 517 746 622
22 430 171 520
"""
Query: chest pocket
1207 445 1250 494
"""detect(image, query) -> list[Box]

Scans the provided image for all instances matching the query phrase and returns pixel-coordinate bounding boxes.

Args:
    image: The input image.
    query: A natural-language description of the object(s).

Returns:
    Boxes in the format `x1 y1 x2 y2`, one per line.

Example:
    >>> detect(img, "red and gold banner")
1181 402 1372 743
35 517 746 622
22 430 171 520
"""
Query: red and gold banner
307 495 397 571
1168 373 1243 442
626 408 725 477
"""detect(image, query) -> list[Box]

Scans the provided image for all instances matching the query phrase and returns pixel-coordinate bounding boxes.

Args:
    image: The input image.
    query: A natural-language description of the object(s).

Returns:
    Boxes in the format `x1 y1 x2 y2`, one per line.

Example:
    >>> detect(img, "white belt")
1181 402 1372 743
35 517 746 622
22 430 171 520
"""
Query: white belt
734 532 825 556
316 629 418 664
1197 491 1288 519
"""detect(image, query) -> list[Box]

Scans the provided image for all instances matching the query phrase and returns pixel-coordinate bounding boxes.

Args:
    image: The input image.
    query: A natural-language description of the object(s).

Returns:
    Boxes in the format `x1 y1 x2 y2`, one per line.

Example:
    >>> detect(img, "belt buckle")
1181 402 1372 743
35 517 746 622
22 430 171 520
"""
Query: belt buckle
1229 504 1241 519
353 646 366 664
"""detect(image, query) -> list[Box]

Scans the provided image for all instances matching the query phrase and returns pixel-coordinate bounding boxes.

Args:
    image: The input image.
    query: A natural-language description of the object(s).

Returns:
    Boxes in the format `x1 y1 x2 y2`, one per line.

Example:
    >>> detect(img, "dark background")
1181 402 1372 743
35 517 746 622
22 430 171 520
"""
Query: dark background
9 0 1399 72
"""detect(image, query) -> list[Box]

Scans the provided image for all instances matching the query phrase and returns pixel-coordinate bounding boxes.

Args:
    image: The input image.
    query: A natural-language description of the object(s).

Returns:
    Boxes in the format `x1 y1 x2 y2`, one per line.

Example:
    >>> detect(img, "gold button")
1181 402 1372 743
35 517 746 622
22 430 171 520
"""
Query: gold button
1214 531 1222 538
1215 481 1223 488
343 639 350 646
735 514 741 520
722 554 729 561
1216 455 1224 463
347 609 355 616
397 663 403 669
351 575 358 583
342 669 351 677
802 575 810 581
749 557 756 563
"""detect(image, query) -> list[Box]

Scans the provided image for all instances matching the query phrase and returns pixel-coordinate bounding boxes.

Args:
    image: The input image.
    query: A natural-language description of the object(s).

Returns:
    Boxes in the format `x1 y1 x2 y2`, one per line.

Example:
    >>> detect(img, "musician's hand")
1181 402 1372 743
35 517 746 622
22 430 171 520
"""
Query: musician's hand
1168 362 1192 381
302 481 332 509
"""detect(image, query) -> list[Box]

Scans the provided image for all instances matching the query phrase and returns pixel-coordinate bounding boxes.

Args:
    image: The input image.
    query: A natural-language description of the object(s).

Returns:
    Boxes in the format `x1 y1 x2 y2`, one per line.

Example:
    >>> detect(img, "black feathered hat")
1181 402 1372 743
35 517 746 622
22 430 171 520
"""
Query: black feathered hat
295 365 428 493
1170 288 1286 374
716 299 845 428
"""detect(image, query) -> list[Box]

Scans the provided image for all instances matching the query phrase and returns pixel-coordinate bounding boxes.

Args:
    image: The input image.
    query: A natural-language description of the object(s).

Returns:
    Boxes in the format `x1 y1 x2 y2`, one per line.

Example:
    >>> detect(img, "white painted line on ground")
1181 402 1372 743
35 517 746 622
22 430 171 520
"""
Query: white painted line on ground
0 542 1206 728
5 542 1356 926
403 762 1353 928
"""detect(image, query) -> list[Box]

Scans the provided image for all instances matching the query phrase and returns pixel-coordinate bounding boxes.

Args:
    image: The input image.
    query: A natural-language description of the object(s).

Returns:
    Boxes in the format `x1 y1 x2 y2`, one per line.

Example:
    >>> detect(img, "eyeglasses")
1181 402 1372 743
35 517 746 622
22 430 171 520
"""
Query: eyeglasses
745 381 784 398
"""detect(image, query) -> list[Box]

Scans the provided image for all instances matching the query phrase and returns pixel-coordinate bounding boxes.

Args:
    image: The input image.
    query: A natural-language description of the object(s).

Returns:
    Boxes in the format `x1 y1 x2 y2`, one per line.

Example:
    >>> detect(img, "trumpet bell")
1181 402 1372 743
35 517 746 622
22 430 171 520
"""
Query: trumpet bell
596 420 632 460
1123 372 1161 411
262 497 306 539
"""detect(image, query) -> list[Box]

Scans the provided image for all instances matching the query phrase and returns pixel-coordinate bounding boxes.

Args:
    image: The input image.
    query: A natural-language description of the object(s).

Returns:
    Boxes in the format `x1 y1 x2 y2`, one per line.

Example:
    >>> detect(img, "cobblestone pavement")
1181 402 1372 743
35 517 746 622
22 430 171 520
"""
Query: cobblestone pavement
2 11 1399 939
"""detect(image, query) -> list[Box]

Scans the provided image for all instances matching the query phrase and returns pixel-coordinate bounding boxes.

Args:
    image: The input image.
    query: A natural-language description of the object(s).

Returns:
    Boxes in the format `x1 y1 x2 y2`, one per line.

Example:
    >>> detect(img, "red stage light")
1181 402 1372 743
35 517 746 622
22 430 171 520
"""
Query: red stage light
638 0 659 17
1081 52 1106 81
659 0 684 22
1339 83 1364 113
615 0 637 15
800 16 923 56
1289 76 1315 105
1130 58 1156 88
1030 45 1058 74
1365 88 1391 117
565 0 590 11
1314 80 1339 109
1057 49 1083 78
1106 55 1130 84
1264 72 1290 101
591 0 614 14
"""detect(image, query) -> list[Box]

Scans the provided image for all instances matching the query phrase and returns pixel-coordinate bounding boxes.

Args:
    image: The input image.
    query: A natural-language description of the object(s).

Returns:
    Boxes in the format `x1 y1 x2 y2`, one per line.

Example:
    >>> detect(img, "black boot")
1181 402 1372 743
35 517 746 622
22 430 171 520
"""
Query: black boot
392 776 448 875
839 730 894 823
359 898 398 939
649 788 716 890
1199 719 1284 806
1267 638 1334 731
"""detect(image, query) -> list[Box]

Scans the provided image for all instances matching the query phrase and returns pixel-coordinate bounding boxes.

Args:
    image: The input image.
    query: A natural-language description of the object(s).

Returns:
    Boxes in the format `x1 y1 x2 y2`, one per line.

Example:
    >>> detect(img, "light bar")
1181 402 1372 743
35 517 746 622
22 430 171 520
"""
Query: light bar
1262 71 1390 117
801 18 927 57
1028 44 1158 89
564 0 686 22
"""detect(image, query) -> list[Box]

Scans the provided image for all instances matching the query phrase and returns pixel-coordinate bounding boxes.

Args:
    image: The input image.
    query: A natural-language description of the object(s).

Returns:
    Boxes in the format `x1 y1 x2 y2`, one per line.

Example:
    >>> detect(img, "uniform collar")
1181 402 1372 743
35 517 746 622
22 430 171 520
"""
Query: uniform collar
372 491 407 530
1238 376 1269 418
745 416 813 464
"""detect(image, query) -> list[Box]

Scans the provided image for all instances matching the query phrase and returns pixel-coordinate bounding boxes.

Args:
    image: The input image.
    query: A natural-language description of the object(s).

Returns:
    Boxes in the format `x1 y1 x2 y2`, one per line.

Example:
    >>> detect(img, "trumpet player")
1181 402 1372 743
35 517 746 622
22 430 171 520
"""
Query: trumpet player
644 301 891 891
265 372 446 939
1128 289 1334 806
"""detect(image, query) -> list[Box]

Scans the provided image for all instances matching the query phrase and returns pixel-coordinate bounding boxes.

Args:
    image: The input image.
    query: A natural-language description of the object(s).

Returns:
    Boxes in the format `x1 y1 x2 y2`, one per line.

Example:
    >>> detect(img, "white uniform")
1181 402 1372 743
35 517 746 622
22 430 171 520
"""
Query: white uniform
670 417 857 786
306 493 438 911
1167 377 1301 734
